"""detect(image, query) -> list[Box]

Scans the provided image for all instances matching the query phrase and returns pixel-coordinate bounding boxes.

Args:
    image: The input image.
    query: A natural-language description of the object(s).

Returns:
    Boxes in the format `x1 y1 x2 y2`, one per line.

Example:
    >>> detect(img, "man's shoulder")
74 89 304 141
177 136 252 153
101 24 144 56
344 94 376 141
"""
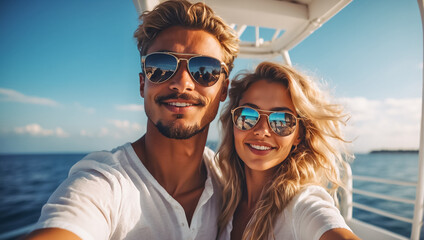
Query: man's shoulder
69 142 133 176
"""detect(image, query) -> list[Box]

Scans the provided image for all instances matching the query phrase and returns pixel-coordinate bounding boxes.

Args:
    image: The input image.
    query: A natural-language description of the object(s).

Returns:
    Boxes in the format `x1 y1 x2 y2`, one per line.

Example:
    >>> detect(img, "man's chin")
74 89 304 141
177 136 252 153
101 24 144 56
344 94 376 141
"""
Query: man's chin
155 121 206 139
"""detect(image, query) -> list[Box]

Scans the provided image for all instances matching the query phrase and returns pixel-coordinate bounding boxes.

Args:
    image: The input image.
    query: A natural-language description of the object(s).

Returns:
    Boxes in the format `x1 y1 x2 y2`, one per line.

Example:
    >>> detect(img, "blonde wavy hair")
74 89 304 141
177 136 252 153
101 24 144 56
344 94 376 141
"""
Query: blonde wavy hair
217 62 351 239
133 0 239 72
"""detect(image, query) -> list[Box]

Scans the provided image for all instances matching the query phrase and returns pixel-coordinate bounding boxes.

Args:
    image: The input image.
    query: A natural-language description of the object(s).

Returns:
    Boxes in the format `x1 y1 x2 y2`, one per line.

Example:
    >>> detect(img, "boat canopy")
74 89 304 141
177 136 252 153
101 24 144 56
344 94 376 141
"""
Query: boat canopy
132 0 352 65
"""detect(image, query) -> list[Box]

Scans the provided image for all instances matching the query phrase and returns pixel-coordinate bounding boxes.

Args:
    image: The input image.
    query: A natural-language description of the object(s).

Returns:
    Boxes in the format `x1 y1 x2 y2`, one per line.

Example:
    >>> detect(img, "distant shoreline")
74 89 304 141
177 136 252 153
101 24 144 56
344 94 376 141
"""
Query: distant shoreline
370 149 419 154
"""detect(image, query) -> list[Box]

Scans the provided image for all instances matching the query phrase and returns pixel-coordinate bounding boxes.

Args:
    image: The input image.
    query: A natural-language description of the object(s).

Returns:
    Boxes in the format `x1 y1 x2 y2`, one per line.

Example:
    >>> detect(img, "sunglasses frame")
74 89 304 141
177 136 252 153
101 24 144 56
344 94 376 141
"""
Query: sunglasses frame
141 52 229 86
231 106 299 137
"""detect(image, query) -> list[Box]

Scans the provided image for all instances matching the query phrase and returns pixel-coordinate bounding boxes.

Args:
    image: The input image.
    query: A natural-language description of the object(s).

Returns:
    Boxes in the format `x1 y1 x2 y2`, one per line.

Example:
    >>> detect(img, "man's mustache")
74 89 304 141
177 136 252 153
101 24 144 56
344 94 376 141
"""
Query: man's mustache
155 93 206 106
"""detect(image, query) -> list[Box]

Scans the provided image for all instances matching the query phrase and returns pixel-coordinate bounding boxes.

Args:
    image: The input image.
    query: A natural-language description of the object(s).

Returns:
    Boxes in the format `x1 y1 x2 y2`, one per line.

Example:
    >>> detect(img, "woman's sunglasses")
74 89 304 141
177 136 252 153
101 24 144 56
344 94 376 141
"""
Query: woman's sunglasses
141 52 229 87
231 106 299 137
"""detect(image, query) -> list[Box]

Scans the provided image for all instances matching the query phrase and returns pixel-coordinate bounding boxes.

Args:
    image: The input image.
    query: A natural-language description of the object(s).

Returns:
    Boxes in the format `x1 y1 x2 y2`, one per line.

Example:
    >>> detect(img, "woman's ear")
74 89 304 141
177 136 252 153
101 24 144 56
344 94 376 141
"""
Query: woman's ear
294 121 304 146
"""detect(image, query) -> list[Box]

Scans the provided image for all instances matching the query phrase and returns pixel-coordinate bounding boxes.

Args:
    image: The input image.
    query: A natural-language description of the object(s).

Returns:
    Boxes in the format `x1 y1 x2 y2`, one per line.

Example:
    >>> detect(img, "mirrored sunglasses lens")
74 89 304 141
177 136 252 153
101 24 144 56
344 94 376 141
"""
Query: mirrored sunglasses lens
234 107 260 130
189 56 222 86
145 53 177 83
269 112 297 136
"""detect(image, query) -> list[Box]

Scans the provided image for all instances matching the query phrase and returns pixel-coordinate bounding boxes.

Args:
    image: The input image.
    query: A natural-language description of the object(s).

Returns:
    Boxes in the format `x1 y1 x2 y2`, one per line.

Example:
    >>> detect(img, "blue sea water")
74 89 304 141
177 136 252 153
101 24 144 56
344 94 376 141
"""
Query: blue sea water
0 153 85 239
0 146 422 239
350 152 423 239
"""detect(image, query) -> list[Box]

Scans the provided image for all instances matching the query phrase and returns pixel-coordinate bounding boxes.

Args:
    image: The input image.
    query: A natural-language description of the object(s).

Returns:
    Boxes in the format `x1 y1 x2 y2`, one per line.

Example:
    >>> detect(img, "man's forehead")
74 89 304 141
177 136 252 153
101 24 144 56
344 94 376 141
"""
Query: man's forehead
146 26 223 60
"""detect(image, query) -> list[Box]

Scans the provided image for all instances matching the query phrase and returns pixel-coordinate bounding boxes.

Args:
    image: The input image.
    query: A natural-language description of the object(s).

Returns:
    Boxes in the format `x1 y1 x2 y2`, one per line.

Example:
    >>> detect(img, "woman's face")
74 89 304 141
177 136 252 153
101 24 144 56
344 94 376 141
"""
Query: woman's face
233 79 301 172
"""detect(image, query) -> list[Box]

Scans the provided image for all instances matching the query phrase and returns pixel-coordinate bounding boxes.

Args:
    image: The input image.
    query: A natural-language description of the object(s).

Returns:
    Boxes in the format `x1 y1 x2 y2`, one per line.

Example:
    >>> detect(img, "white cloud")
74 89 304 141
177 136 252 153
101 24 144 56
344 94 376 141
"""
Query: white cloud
106 120 144 139
115 104 144 112
80 129 92 137
98 127 109 137
14 124 69 138
55 127 69 137
109 119 130 129
0 88 59 106
78 119 144 141
74 102 95 114
108 119 142 131
80 128 110 137
339 97 421 153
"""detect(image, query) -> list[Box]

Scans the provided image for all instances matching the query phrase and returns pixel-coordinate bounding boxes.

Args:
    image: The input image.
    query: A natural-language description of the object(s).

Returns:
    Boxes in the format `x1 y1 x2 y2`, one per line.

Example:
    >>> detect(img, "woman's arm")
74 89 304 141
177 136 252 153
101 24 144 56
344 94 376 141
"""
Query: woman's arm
320 228 361 240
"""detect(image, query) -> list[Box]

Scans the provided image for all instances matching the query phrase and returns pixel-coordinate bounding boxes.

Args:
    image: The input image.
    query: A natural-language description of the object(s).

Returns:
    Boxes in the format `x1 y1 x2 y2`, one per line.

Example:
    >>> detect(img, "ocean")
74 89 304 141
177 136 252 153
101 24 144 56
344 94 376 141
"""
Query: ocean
0 144 422 239
350 152 423 239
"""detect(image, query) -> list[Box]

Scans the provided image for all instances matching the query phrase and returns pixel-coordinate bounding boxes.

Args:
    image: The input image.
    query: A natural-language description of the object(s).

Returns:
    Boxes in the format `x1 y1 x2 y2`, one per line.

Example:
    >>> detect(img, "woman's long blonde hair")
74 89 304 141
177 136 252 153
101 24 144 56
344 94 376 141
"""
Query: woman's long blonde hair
217 62 351 239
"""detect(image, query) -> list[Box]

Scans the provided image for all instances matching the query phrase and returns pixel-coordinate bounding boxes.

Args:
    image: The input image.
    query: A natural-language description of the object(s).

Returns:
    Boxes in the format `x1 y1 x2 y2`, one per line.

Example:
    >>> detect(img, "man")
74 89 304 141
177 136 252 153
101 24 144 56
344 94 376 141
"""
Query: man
25 1 239 239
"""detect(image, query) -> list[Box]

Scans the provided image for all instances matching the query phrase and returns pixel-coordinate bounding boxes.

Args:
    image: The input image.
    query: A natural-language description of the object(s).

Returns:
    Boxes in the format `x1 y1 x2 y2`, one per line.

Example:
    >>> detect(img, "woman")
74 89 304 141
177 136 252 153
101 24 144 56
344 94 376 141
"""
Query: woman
217 62 359 240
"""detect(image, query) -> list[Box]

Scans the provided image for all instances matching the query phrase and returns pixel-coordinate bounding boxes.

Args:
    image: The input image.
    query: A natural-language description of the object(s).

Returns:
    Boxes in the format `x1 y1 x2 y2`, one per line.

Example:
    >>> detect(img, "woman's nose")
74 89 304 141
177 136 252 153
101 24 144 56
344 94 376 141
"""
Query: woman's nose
253 116 272 137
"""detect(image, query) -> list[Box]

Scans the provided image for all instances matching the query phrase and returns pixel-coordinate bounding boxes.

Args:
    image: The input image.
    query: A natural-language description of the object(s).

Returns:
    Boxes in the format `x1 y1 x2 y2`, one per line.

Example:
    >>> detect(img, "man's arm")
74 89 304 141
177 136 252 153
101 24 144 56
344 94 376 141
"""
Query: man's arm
23 228 81 240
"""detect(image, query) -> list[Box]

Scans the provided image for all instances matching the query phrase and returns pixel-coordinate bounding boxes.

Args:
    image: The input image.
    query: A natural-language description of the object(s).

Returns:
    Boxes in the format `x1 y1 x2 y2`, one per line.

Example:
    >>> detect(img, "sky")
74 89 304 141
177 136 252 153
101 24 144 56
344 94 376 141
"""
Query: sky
0 0 422 154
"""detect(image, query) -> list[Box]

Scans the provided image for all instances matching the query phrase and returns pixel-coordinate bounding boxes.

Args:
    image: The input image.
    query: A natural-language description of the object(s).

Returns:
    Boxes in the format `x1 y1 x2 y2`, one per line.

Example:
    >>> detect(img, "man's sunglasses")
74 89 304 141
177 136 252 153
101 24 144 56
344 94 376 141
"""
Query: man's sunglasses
231 106 299 137
141 52 229 87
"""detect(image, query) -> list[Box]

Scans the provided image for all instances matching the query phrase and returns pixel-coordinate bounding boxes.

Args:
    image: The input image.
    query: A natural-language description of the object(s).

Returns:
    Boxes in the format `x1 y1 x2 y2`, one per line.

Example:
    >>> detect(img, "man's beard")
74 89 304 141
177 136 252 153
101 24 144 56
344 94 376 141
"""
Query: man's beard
155 120 207 139
153 92 216 139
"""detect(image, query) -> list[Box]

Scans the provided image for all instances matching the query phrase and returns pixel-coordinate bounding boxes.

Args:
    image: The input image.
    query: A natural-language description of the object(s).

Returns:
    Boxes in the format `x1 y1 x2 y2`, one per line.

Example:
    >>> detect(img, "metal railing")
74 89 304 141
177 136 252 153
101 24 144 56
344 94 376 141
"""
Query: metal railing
344 173 423 240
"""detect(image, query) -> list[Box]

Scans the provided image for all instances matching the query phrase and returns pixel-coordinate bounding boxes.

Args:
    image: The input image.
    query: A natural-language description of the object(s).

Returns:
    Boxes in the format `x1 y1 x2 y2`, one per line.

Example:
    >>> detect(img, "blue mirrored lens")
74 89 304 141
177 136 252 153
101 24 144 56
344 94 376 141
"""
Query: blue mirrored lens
234 107 260 130
144 53 177 83
189 56 222 86
269 112 297 136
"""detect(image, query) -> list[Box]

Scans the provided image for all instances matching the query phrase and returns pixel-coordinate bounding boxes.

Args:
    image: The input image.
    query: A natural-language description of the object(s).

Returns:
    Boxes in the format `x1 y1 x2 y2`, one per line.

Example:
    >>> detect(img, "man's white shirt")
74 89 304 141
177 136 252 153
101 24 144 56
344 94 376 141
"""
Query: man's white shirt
33 143 221 240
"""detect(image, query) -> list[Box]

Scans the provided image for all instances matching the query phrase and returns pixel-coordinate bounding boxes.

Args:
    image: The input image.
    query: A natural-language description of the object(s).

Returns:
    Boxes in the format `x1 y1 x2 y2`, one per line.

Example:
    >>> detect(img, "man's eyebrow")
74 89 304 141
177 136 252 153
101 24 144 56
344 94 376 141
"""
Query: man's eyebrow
146 50 169 53
142 50 169 57
240 103 295 114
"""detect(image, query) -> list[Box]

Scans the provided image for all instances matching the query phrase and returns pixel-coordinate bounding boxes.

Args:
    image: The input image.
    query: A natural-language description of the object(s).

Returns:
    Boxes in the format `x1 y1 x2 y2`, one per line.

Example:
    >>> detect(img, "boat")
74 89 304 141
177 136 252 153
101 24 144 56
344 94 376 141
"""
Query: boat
132 0 424 239
0 1 420 239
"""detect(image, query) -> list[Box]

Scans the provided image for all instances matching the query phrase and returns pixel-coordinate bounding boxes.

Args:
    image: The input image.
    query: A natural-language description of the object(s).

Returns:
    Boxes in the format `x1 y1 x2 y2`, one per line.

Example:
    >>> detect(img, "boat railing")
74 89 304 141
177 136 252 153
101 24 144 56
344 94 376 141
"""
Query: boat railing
352 175 417 223
339 163 423 240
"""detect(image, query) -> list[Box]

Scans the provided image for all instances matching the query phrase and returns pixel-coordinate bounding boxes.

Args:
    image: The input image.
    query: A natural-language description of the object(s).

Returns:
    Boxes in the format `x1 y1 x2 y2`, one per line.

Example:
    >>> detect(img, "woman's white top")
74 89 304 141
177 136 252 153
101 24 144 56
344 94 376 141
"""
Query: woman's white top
219 185 352 240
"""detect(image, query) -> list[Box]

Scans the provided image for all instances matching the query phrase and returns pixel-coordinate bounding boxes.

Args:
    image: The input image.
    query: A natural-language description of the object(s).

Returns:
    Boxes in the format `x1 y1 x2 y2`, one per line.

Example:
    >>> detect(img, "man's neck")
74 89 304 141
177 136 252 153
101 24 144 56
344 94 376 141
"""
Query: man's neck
132 121 209 197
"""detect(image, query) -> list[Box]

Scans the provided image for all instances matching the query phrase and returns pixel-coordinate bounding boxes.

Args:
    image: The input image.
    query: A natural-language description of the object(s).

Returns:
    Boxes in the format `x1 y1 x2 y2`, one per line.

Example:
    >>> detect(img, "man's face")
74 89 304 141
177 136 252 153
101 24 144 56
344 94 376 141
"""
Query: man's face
140 26 229 139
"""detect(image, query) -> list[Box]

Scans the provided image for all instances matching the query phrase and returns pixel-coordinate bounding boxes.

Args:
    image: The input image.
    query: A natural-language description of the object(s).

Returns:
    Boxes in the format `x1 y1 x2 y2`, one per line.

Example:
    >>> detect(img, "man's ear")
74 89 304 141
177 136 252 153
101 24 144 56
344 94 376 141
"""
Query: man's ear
139 72 145 98
220 78 229 102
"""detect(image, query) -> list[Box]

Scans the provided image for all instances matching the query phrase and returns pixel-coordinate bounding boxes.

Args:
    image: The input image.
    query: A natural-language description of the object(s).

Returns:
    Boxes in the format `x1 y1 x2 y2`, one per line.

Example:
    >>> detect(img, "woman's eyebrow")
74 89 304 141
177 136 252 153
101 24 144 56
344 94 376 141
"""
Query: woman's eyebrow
240 103 259 109
240 103 295 114
270 107 295 114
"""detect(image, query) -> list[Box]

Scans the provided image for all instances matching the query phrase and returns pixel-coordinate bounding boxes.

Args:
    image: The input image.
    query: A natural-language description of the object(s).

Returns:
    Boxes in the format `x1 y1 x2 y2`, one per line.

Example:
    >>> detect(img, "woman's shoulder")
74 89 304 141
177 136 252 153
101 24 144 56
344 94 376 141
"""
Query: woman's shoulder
203 146 223 180
284 185 336 219
278 185 350 240
292 185 333 204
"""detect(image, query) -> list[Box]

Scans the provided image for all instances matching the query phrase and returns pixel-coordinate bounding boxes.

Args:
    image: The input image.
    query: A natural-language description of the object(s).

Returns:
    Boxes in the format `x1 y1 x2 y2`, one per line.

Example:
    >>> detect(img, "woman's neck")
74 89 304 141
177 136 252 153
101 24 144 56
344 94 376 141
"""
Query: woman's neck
243 166 276 208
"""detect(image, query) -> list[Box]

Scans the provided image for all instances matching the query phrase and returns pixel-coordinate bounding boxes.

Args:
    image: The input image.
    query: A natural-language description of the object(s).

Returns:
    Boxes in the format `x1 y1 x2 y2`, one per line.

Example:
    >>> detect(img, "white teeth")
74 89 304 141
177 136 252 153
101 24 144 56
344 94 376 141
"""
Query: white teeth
168 102 193 107
249 144 271 150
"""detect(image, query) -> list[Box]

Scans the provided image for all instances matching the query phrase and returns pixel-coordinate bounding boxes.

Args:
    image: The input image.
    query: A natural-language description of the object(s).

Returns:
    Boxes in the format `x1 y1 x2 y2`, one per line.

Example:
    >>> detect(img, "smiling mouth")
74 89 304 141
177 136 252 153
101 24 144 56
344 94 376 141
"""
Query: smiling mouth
247 143 273 151
166 102 194 107
156 93 205 107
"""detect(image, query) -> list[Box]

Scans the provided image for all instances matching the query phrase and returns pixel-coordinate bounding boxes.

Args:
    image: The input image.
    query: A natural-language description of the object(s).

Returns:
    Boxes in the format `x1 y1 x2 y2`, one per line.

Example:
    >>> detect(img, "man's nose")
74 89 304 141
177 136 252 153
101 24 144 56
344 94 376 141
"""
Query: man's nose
168 60 195 92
